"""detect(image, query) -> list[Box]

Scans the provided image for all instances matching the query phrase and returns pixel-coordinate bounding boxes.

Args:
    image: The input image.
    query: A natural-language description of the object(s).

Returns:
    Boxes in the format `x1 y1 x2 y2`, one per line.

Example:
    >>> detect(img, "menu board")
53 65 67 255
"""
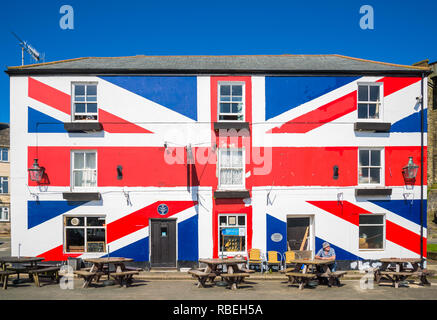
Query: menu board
87 241 105 253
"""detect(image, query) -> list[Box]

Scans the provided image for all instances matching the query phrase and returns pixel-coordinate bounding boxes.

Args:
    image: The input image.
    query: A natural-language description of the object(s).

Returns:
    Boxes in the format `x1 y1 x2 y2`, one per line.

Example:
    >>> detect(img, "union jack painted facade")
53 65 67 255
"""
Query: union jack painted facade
8 56 429 268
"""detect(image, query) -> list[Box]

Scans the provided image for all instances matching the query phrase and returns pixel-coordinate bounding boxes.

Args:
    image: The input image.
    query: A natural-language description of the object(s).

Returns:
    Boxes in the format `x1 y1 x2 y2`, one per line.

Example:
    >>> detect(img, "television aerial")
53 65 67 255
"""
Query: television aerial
11 32 44 66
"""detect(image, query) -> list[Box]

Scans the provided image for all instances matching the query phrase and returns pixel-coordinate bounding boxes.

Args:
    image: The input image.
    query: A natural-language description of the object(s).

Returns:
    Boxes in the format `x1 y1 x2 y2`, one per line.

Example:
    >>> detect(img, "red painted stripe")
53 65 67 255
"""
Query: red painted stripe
106 201 197 243
37 244 81 261
28 77 71 114
385 146 426 186
386 220 426 257
99 109 153 133
268 91 357 133
307 201 371 225
377 77 421 97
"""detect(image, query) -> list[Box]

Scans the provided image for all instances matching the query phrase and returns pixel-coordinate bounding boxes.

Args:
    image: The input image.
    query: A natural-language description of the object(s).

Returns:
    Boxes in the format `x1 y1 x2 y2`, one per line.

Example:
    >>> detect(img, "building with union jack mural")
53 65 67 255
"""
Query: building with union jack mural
6 54 431 269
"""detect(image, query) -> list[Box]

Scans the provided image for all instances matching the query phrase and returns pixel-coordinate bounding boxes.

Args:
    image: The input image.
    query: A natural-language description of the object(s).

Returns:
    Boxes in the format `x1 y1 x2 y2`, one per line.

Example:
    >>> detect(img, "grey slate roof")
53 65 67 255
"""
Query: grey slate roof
5 54 430 75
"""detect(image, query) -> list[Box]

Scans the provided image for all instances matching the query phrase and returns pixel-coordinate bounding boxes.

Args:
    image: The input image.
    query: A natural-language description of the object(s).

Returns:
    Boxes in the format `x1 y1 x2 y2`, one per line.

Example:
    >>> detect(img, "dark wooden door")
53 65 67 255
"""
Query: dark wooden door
287 217 310 250
150 219 177 267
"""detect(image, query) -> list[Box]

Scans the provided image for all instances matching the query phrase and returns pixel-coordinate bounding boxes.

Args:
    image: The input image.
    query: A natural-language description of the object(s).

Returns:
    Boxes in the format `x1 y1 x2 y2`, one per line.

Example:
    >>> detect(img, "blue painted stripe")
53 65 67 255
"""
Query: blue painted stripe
99 76 197 121
266 214 287 254
265 76 359 120
109 237 149 261
28 200 86 229
315 237 362 261
369 199 427 228
28 107 66 133
178 214 198 261
391 109 427 133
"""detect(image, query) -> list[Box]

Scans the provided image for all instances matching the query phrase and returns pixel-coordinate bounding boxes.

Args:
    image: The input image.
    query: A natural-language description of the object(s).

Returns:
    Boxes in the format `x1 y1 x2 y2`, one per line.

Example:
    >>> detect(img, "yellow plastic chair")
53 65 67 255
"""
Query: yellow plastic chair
248 248 264 273
266 251 282 272
283 251 296 269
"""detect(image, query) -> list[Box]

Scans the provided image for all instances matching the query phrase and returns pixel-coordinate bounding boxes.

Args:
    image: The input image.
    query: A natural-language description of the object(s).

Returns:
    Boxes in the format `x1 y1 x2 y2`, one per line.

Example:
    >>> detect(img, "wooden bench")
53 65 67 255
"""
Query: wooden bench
188 269 217 288
74 270 101 288
28 266 60 287
285 272 317 290
376 271 421 288
318 271 347 286
0 270 16 290
220 273 250 290
109 270 139 288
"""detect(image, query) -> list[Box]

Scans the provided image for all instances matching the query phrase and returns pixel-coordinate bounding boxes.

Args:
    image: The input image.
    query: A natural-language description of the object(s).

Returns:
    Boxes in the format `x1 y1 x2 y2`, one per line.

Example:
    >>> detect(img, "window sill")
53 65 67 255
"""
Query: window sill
214 190 250 199
214 122 250 131
64 122 103 133
62 192 101 201
355 188 392 196
354 122 391 132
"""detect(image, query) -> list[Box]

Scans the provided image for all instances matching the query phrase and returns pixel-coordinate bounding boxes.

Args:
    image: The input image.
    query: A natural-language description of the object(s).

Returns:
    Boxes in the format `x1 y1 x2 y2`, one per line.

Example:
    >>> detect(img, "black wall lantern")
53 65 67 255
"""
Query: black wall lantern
402 157 419 183
28 158 45 182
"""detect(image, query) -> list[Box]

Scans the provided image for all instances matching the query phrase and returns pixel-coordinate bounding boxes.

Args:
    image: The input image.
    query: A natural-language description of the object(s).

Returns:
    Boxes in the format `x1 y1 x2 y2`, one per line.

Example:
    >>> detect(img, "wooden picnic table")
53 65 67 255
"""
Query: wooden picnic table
195 258 250 290
375 258 432 288
283 259 346 290
79 257 137 288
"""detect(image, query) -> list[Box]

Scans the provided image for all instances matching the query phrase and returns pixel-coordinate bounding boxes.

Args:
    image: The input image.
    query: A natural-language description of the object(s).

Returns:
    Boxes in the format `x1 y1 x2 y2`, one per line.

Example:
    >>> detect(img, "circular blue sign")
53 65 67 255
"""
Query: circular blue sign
157 204 169 215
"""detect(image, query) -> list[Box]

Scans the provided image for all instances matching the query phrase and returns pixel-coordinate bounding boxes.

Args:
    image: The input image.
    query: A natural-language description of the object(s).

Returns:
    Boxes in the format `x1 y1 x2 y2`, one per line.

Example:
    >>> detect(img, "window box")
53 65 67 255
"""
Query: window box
62 192 101 201
355 188 392 197
214 190 250 199
64 122 103 133
214 122 250 131
354 122 391 132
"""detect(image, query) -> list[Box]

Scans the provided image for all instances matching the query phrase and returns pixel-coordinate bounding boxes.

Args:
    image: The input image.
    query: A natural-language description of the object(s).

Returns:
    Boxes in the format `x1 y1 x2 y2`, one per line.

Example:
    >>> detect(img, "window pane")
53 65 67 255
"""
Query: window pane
219 216 227 226
1 178 8 194
74 153 84 169
87 85 97 96
87 96 97 102
369 85 380 102
358 85 368 101
238 215 245 226
359 214 384 225
370 150 381 166
220 96 231 102
228 216 236 225
73 171 83 187
66 229 85 252
220 168 233 185
232 169 243 185
75 85 85 96
86 103 98 113
220 233 246 252
231 85 242 96
368 104 378 118
75 103 86 113
66 216 85 226
220 150 230 167
85 153 96 169
231 96 242 102
359 168 369 184
369 168 381 184
359 225 384 249
2 149 8 161
359 150 369 166
357 104 368 119
75 96 85 102
86 228 106 253
220 103 230 114
87 217 105 227
231 150 243 167
220 85 231 96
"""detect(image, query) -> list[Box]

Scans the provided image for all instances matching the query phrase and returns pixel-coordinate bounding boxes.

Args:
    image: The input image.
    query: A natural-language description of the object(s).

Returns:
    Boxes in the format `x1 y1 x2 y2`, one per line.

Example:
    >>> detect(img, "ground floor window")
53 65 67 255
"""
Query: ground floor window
218 214 246 255
64 216 106 253
0 206 9 221
359 214 385 250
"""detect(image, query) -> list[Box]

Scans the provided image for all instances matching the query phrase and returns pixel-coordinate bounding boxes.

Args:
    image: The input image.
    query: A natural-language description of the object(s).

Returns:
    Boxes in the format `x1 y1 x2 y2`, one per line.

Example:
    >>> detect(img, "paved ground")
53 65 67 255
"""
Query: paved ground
1 277 437 300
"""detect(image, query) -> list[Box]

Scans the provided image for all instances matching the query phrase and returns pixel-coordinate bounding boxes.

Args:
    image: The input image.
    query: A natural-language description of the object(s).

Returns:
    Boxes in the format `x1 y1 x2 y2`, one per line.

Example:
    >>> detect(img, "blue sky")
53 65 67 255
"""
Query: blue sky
1 0 436 123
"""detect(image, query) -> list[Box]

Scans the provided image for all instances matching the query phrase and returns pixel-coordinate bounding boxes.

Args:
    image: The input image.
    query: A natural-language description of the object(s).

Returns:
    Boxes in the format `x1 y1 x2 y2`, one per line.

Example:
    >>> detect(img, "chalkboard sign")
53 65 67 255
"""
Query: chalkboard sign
87 241 105 253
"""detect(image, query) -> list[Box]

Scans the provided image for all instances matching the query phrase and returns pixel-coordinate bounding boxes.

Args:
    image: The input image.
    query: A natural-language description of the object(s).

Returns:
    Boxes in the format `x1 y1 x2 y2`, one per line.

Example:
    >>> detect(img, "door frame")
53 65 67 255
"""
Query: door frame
286 215 315 258
149 218 178 267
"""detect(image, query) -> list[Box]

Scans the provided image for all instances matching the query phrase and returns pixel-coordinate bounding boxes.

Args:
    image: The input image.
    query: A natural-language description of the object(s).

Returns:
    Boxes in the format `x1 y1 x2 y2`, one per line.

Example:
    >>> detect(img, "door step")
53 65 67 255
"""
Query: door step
149 267 179 272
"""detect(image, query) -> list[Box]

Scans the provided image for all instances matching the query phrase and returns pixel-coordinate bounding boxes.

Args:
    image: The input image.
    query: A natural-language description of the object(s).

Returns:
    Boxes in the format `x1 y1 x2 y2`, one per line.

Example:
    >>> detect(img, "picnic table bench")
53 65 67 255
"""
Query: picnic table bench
0 270 16 290
318 271 347 286
109 270 139 288
28 266 60 287
74 270 104 288
188 269 218 288
285 272 317 290
220 273 250 290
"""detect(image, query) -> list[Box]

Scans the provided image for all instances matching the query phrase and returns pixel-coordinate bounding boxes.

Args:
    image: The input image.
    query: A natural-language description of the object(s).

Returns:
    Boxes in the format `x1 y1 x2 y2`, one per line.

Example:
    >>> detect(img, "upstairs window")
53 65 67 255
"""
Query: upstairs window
359 148 383 185
0 148 8 162
357 83 382 120
0 177 8 194
72 83 98 121
72 151 97 188
218 149 245 189
218 83 244 121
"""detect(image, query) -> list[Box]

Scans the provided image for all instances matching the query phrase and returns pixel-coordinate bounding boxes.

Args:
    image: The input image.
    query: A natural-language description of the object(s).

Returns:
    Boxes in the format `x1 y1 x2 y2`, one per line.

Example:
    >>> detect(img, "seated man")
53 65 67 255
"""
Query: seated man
315 242 337 272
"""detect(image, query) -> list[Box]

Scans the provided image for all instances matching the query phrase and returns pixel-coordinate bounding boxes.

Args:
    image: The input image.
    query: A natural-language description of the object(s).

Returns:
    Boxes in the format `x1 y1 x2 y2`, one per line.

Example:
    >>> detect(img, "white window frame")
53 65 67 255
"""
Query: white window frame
71 150 97 191
0 148 8 162
218 214 247 257
0 176 8 194
0 206 9 222
358 147 384 186
357 82 383 121
63 215 107 254
71 82 98 122
218 148 245 190
358 213 386 251
217 82 245 122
